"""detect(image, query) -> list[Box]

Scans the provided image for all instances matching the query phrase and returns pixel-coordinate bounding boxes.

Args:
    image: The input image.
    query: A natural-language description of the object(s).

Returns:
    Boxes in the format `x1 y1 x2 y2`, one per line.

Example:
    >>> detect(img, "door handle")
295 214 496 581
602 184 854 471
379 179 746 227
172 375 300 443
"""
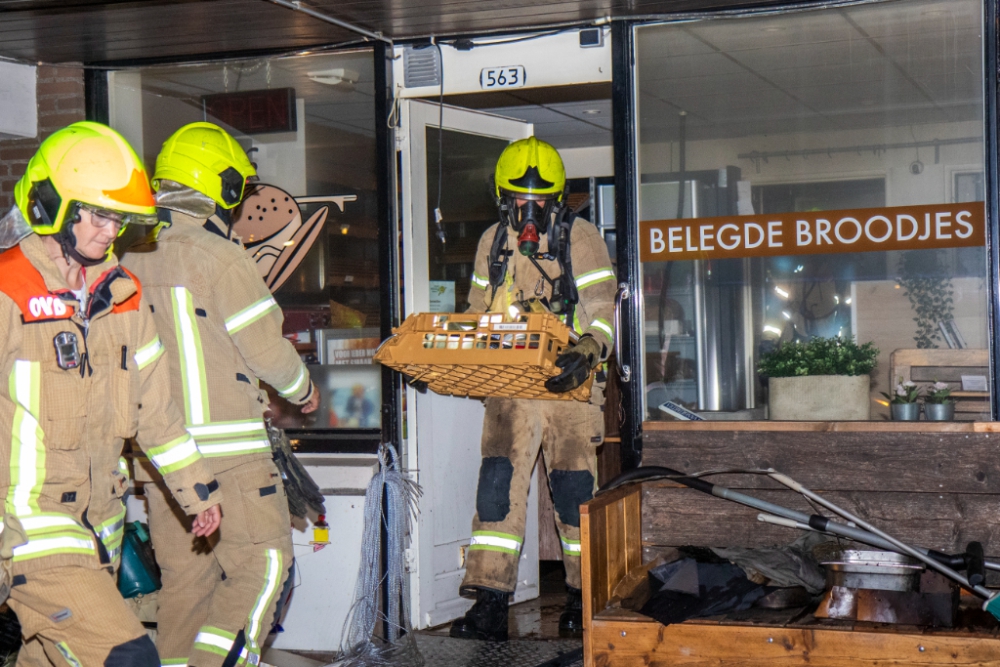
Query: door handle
614 281 631 383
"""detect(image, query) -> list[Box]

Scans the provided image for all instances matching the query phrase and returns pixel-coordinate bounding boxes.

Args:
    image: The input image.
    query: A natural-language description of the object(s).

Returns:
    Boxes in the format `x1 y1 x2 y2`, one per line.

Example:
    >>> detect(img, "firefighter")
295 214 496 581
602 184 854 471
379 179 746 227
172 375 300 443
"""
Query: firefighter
121 122 320 667
450 137 616 641
0 121 222 666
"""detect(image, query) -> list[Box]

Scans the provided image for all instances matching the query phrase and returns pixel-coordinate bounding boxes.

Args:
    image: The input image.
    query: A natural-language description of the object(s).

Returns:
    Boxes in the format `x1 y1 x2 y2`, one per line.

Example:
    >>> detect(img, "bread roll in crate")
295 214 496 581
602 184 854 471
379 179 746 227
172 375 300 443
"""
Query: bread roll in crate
374 311 593 402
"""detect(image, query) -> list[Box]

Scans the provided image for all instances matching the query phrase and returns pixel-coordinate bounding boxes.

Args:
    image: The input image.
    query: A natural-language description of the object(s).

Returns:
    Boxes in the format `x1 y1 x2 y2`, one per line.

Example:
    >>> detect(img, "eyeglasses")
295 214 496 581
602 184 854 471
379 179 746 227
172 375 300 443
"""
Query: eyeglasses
79 205 126 230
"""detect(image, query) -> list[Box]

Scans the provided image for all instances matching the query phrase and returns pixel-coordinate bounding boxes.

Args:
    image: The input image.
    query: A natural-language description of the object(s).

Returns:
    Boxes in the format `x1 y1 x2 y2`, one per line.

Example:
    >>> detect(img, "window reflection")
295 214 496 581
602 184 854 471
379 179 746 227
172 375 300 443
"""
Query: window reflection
109 50 381 432
635 0 988 421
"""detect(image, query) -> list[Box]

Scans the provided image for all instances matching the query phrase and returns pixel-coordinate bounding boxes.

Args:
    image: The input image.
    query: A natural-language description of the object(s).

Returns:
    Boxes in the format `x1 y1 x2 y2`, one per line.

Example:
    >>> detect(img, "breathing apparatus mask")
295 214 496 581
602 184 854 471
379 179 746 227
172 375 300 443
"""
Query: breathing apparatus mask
498 190 562 256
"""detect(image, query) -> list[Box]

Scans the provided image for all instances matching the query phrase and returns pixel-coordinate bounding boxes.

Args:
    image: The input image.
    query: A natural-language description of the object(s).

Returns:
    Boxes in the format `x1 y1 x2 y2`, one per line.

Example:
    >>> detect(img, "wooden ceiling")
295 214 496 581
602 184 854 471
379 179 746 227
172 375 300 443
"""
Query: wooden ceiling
0 0 819 65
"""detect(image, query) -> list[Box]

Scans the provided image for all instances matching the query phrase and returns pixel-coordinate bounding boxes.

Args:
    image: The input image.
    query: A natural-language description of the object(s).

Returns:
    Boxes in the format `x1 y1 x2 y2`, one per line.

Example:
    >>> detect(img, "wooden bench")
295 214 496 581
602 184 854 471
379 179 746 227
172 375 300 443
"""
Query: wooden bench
890 348 990 420
581 421 1000 666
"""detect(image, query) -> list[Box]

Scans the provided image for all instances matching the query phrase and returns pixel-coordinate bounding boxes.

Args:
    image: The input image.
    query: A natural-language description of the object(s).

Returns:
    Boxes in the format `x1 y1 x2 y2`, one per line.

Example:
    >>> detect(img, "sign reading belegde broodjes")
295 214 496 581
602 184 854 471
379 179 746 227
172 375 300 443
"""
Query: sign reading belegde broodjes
639 202 985 262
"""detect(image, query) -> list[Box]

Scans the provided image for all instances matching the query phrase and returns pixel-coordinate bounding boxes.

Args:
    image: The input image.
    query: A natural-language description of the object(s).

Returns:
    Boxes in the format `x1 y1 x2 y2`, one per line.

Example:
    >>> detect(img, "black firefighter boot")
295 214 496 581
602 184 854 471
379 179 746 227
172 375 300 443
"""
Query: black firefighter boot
559 586 584 638
449 587 510 641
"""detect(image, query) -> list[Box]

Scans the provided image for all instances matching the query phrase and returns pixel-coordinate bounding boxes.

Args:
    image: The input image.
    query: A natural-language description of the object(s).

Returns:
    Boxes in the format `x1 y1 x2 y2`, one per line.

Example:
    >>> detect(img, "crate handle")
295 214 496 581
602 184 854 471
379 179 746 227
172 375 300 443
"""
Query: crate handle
614 282 631 383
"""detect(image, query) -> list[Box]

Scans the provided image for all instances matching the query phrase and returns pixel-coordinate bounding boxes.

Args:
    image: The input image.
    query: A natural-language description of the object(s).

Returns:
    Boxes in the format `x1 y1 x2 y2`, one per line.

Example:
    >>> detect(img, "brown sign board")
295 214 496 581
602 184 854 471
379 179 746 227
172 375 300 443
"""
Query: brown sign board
202 87 297 135
639 202 985 262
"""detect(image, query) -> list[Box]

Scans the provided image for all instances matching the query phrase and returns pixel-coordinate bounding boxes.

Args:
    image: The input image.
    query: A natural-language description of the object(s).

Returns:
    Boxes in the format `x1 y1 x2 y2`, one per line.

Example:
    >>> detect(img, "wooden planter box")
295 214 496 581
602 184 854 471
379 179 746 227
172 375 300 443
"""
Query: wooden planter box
581 421 1000 667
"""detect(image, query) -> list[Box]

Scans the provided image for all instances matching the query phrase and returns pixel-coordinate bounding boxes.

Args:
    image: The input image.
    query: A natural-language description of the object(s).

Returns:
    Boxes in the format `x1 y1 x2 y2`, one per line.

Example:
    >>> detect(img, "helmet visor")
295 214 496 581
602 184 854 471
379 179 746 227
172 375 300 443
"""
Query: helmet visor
77 202 156 235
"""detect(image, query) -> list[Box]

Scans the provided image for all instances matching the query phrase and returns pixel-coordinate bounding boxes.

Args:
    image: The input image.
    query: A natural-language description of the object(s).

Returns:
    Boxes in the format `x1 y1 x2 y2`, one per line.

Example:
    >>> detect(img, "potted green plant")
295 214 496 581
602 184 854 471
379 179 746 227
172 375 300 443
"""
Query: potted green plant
881 378 921 421
924 381 955 421
758 336 879 421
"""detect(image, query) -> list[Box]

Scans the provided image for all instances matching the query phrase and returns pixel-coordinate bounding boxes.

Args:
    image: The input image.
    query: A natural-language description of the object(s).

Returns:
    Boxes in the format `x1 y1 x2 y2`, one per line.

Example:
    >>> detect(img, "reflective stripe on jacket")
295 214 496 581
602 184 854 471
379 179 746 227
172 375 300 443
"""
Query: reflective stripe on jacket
469 218 617 353
0 230 220 574
122 210 312 475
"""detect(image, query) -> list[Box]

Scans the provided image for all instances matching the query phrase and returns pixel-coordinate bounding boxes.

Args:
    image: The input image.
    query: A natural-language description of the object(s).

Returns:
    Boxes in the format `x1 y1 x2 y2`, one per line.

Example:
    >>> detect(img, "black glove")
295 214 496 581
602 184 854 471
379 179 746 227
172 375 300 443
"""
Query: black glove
545 335 602 394
268 422 326 518
402 373 428 394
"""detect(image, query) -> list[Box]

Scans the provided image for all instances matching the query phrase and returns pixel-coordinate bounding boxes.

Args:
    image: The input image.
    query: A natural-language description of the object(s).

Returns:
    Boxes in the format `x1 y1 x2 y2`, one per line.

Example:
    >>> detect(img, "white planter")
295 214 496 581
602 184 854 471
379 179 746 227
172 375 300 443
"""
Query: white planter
768 375 871 421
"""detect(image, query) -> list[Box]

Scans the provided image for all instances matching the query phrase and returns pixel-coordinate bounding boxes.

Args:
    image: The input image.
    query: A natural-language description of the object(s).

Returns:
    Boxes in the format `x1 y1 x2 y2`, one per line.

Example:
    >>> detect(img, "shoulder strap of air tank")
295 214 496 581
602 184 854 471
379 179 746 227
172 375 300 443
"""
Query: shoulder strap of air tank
552 208 579 323
487 222 511 302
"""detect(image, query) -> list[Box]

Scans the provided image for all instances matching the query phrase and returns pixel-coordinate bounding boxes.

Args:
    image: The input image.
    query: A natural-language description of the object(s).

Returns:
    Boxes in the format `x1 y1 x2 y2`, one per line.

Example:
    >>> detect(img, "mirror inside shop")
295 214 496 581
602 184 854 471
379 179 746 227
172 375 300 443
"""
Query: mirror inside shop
635 0 989 421
109 51 381 431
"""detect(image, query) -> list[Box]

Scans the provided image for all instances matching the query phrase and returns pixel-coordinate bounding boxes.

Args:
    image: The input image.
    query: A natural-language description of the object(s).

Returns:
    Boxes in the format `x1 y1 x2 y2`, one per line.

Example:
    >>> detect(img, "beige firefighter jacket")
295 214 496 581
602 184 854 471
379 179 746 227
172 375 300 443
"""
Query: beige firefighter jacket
0 229 221 575
469 216 617 355
121 209 313 476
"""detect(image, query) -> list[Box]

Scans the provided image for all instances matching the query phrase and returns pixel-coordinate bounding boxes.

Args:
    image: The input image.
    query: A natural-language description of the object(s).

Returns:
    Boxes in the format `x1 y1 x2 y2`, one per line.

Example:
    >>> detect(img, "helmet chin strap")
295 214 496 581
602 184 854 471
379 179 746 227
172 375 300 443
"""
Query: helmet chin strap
56 222 105 268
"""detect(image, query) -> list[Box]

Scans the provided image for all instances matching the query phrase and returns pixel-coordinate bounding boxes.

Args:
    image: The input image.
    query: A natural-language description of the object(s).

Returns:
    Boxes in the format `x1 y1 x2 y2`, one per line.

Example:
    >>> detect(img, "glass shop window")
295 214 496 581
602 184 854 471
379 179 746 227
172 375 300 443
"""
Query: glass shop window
108 50 381 433
634 0 989 421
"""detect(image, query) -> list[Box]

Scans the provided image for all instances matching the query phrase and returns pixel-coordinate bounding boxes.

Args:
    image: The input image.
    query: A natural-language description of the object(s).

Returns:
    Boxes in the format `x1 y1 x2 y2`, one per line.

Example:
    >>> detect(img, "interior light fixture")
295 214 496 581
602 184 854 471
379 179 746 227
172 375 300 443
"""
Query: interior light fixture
845 297 852 305
582 109 602 116
774 286 790 299
283 240 295 247
781 310 792 320
340 223 350 235
308 68 360 89
834 295 840 305
763 325 783 336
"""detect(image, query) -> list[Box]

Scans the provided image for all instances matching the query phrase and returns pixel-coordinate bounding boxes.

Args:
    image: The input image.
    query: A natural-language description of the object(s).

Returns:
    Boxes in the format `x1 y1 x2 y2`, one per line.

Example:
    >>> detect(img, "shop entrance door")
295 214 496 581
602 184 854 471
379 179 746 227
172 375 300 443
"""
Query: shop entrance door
398 100 537 629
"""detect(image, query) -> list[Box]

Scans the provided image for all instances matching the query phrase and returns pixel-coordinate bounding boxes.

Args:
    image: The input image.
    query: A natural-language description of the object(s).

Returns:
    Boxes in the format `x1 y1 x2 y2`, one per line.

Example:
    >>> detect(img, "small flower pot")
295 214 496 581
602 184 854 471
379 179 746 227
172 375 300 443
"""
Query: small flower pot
924 402 956 421
890 403 920 421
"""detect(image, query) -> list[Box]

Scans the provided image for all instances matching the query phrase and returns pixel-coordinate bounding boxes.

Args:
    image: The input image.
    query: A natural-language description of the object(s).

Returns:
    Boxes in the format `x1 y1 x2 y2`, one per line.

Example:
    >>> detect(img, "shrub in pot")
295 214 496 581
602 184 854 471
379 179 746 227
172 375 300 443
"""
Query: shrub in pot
759 337 878 421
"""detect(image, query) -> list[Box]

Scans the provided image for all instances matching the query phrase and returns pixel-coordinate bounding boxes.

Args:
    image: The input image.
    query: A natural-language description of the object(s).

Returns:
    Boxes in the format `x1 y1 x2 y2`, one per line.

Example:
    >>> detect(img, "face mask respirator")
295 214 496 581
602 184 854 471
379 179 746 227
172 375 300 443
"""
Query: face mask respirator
499 194 559 256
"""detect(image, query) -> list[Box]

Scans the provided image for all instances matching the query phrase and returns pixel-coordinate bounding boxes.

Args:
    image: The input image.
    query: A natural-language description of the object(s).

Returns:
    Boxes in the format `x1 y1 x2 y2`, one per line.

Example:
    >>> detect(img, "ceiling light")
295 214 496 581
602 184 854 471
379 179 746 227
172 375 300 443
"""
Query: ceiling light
782 310 792 320
582 109 601 115
308 68 360 88
763 325 783 336
283 240 295 246
774 286 790 299
845 297 852 305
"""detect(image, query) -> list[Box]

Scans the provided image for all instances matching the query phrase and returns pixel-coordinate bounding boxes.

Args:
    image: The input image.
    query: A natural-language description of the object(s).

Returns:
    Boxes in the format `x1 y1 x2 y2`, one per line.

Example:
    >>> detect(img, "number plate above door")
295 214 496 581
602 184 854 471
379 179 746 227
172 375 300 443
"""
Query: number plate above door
480 66 526 90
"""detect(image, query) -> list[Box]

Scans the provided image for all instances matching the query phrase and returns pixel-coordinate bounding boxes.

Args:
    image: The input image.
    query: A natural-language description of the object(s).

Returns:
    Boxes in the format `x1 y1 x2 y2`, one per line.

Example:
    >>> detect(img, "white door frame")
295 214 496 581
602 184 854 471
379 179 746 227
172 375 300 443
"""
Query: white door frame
398 100 538 629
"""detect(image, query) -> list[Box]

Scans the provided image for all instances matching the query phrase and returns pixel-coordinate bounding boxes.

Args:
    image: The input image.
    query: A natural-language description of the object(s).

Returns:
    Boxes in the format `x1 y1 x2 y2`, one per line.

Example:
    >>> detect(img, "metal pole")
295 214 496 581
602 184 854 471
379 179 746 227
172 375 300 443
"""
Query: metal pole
262 0 392 45
768 472 995 601
374 40 398 644
610 20 643 470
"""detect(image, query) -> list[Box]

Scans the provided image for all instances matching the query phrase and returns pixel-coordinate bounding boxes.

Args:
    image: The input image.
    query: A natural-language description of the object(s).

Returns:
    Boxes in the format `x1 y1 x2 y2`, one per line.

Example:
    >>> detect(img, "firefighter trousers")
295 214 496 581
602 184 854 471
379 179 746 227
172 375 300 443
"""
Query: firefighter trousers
461 392 604 594
145 458 293 667
9 565 157 667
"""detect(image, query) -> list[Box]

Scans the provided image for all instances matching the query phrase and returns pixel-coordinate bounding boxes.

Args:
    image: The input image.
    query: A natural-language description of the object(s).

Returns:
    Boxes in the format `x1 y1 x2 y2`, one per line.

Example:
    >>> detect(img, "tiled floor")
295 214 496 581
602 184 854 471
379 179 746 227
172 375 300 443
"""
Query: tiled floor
276 563 583 667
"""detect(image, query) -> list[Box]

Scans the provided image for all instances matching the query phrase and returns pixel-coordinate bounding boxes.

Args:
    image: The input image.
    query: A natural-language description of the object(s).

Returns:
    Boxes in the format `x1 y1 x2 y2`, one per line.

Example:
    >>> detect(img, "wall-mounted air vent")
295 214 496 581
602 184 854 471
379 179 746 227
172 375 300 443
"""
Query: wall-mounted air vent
403 46 442 88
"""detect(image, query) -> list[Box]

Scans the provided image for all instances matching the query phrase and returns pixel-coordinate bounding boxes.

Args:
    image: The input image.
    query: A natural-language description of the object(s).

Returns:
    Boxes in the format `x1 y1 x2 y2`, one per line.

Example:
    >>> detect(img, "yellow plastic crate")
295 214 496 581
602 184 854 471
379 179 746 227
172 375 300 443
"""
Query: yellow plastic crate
374 312 592 402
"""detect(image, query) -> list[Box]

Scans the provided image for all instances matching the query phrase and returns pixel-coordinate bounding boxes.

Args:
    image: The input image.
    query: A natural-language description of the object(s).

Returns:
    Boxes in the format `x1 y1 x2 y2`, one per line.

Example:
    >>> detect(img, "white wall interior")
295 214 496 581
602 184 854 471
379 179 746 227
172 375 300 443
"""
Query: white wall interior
251 99 307 196
108 71 144 158
0 61 36 139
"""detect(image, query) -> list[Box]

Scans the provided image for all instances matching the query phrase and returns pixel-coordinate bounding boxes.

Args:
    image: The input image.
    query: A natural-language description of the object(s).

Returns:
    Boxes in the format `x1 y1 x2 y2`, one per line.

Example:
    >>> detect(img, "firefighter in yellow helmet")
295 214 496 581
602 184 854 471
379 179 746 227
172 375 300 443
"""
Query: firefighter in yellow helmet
0 122 221 666
450 137 616 641
121 122 319 667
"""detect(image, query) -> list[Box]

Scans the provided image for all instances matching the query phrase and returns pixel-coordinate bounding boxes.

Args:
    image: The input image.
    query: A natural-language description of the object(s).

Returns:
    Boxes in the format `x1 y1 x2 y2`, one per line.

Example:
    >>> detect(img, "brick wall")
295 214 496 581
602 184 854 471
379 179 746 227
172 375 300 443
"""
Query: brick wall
0 64 85 213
